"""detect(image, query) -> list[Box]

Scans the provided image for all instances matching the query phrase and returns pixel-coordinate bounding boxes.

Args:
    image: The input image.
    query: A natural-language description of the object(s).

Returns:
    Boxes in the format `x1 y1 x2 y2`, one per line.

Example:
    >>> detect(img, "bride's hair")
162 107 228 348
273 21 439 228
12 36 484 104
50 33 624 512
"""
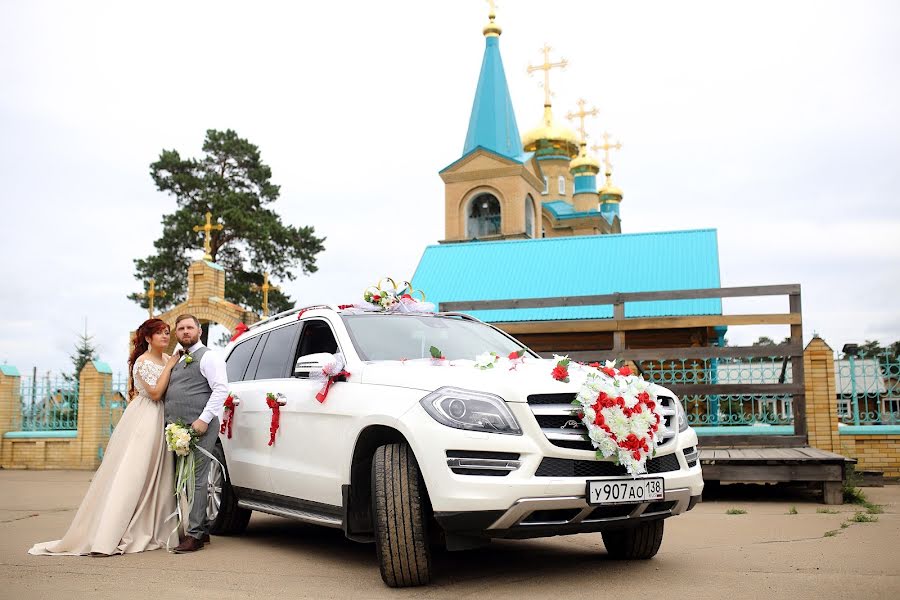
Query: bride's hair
128 318 170 398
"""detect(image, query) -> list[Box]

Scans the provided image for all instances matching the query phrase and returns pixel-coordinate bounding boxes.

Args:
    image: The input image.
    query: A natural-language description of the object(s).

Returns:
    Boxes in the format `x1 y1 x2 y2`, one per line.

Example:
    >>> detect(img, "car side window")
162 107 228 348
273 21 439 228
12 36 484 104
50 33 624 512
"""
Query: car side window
254 323 301 380
296 319 340 358
244 332 268 381
225 335 261 382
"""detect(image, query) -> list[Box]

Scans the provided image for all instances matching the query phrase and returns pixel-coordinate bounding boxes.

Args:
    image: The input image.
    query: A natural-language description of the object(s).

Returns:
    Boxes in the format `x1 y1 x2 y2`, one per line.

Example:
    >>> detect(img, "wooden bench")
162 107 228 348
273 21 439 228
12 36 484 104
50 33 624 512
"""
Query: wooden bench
699 447 854 504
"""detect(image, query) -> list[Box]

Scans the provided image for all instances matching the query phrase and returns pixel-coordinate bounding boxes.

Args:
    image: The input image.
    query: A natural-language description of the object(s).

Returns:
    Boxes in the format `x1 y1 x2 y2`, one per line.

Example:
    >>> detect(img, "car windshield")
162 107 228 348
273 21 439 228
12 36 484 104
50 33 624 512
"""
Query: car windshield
341 314 532 361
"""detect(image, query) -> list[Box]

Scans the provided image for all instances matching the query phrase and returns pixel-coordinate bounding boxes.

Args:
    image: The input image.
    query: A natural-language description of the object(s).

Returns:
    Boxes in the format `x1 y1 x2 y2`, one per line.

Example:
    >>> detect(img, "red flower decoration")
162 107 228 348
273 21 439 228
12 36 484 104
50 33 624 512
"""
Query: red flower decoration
601 366 617 378
619 366 633 376
229 322 249 342
221 394 236 438
551 364 569 382
265 392 283 446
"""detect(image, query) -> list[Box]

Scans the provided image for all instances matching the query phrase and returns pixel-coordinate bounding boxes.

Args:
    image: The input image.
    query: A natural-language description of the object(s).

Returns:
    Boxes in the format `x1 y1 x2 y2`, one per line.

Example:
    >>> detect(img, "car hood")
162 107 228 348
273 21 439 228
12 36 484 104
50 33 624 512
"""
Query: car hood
357 358 583 401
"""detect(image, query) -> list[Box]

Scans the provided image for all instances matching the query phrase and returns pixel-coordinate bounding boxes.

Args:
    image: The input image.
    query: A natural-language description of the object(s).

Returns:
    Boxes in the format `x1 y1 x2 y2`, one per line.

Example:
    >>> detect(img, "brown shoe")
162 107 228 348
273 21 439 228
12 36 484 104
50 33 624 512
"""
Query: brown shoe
202 533 210 543
173 536 204 553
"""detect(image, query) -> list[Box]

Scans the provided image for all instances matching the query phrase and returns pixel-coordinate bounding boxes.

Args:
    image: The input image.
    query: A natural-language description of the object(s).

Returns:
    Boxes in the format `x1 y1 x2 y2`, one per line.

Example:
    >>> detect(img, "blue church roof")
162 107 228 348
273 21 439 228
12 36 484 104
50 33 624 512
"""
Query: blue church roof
461 36 524 162
411 229 722 323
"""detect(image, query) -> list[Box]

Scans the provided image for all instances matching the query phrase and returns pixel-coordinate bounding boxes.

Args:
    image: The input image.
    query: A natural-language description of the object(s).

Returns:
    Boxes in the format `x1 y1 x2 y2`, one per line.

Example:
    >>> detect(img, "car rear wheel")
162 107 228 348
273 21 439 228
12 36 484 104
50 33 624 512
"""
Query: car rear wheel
602 519 664 559
372 442 432 587
208 442 252 536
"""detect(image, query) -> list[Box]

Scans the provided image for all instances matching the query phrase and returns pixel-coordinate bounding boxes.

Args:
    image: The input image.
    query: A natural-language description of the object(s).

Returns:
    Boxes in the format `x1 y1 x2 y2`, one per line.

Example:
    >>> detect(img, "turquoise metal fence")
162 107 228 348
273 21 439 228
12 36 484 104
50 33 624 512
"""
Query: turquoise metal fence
98 373 129 459
15 373 79 431
641 357 795 429
835 353 899 426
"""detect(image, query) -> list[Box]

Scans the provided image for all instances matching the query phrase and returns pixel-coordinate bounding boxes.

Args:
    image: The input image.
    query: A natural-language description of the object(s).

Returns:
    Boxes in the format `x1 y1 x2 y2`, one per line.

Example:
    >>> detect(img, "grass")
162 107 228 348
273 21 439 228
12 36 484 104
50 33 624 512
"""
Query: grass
823 529 839 537
726 508 747 515
850 512 879 523
842 465 868 505
840 522 850 529
787 506 798 515
863 502 884 515
816 508 839 514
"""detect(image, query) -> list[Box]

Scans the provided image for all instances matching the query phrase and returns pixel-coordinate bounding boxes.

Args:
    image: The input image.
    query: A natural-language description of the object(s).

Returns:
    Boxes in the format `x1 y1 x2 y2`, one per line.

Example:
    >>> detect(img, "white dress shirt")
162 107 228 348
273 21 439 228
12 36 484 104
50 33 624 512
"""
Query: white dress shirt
182 341 229 424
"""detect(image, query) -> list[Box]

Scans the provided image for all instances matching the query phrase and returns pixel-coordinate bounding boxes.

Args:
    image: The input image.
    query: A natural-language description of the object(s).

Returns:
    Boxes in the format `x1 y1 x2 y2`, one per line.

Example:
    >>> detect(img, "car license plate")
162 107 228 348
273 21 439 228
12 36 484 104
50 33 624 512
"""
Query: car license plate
586 477 665 505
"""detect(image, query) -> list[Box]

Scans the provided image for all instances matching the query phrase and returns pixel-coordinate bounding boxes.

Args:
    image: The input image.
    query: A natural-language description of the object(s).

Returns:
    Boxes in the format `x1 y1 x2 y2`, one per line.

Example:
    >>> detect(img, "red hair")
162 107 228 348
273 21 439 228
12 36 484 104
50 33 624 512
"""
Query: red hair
128 318 170 398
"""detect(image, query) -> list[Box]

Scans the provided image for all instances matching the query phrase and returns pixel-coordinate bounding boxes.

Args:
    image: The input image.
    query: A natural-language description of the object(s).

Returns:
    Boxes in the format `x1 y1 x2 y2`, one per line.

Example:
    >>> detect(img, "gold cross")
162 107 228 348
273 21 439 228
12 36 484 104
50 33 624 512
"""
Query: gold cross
591 132 623 175
527 44 568 107
138 278 167 318
193 211 224 261
566 98 599 145
486 0 497 19
250 272 280 317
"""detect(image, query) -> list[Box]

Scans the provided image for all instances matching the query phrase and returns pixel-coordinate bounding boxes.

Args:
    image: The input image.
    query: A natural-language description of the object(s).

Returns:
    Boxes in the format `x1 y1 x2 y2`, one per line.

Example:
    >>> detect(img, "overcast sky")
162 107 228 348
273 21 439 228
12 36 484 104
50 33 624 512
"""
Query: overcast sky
1 0 898 378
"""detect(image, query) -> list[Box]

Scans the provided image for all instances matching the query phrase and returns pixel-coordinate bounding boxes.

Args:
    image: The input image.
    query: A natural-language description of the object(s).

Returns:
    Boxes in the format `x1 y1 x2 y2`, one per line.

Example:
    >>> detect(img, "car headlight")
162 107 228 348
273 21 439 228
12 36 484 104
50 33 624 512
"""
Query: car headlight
676 397 689 432
420 387 522 435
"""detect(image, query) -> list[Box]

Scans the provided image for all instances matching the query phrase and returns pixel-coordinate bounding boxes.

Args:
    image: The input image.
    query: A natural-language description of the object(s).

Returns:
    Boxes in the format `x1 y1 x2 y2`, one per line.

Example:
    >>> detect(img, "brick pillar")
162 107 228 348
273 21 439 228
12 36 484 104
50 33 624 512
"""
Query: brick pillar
77 360 112 470
804 337 839 453
0 366 21 466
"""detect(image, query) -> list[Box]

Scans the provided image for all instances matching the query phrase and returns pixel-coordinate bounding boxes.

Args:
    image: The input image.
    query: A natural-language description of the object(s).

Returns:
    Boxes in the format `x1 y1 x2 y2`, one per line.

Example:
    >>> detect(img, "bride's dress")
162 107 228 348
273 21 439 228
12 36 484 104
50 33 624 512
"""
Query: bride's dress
29 359 177 555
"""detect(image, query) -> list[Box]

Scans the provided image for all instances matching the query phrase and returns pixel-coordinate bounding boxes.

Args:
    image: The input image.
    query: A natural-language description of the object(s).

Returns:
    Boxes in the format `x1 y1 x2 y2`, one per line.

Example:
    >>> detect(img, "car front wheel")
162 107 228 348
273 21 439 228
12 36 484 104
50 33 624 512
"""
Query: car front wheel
601 519 665 559
371 442 432 587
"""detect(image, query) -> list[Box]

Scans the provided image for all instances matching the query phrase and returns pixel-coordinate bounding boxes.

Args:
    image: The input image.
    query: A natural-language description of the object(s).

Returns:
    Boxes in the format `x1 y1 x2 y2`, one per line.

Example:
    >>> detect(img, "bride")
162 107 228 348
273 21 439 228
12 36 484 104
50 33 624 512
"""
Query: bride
30 318 180 555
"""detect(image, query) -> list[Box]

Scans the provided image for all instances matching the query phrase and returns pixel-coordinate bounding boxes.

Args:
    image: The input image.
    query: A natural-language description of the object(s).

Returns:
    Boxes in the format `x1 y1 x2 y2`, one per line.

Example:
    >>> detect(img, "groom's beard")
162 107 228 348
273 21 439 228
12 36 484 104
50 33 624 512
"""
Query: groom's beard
179 334 200 348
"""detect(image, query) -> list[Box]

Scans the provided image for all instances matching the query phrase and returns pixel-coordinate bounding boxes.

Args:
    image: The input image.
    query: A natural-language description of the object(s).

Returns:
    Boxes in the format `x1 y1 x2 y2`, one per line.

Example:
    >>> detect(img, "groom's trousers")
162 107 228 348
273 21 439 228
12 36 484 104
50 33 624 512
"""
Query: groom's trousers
187 417 220 540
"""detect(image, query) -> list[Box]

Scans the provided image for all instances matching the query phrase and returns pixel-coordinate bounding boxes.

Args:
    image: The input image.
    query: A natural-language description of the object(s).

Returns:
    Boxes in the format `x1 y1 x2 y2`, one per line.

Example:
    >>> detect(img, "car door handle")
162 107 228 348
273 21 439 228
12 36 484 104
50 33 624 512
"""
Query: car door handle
274 392 287 406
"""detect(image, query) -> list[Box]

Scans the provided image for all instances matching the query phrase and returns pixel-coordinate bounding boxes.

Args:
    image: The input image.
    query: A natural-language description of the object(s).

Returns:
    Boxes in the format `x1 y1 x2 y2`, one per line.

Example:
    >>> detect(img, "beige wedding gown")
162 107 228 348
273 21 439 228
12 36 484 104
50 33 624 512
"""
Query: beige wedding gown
29 359 177 555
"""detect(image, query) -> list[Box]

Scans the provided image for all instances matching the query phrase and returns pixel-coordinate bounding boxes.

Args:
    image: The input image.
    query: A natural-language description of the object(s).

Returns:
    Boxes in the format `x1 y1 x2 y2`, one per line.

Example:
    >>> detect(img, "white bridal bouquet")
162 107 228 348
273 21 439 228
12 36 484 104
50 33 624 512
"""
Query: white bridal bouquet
164 421 201 547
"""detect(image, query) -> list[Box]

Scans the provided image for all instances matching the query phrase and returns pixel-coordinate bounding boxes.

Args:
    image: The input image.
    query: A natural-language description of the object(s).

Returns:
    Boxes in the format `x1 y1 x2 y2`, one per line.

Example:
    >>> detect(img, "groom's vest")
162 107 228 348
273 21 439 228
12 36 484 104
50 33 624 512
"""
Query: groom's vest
165 346 212 425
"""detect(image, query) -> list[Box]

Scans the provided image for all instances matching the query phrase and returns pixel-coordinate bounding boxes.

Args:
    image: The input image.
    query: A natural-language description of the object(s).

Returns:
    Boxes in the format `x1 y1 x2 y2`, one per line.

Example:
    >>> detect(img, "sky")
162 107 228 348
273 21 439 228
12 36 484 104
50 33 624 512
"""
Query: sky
1 0 898 379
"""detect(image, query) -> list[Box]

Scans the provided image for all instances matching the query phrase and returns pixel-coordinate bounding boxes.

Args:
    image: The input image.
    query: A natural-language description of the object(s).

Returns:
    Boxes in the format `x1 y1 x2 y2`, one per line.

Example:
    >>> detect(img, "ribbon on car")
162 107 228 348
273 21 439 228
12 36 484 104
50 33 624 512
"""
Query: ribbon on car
221 394 237 438
316 370 351 403
265 393 285 446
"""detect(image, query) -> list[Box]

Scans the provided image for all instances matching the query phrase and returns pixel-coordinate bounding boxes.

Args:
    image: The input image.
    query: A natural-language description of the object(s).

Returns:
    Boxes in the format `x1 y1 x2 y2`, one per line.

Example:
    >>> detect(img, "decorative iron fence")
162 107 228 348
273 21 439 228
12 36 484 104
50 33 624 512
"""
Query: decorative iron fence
640 357 794 427
98 373 129 459
15 373 79 431
835 353 900 426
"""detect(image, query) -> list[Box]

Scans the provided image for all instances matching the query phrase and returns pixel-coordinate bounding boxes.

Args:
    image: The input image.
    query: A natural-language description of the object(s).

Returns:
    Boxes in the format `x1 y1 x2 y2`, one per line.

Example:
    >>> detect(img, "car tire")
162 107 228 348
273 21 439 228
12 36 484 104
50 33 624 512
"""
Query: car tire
208 441 252 536
601 519 664 559
372 442 432 587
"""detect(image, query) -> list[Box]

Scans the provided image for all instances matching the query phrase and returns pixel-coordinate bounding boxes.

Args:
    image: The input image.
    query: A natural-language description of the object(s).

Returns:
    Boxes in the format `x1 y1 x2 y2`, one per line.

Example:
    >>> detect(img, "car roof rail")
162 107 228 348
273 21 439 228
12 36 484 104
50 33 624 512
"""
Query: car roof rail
437 311 485 324
247 304 334 330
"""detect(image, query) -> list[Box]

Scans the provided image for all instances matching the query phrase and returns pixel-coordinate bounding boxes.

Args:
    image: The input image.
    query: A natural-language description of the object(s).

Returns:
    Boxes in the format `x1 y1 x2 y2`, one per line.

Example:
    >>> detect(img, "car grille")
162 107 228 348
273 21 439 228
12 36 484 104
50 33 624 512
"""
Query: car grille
527 393 678 452
535 453 681 477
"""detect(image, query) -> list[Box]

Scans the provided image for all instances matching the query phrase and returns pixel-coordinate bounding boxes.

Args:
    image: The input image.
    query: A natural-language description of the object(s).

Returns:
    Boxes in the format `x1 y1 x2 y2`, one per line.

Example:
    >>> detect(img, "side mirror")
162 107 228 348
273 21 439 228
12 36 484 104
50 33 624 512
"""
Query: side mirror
294 352 337 378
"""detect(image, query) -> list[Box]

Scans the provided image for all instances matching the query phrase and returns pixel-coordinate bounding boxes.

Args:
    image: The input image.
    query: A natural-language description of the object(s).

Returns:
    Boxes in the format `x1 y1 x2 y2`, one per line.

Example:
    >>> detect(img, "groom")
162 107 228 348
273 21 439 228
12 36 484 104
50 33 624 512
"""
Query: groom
166 314 229 554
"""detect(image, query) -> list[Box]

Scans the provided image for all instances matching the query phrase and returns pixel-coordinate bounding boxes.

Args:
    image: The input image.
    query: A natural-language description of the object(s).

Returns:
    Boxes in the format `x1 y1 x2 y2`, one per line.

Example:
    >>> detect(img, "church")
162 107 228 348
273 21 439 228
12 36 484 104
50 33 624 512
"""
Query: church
412 7 725 355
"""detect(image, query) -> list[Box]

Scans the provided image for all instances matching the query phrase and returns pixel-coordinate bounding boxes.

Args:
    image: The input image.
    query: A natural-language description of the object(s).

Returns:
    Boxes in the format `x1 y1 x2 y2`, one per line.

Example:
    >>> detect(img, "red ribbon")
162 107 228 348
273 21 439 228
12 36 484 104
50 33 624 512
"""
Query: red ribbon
316 371 351 403
266 394 281 446
230 322 249 342
221 395 236 438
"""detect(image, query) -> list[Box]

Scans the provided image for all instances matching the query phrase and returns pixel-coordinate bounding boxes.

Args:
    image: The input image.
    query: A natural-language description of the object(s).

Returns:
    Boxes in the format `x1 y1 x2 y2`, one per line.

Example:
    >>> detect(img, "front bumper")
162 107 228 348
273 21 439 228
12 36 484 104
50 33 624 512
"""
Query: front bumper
436 487 700 540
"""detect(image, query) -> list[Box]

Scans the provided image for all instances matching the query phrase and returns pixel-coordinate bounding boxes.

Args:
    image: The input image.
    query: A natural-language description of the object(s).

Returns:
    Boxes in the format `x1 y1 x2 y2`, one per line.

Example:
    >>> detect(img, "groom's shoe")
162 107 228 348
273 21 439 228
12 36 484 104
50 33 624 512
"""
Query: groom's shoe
173 536 204 554
202 533 210 543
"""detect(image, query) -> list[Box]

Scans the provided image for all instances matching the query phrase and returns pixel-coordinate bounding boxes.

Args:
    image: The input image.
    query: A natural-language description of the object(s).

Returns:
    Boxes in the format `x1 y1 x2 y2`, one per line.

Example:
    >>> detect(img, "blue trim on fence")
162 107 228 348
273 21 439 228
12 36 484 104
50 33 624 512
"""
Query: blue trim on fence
4 430 77 439
0 365 20 376
694 425 795 436
838 425 900 435
92 360 113 374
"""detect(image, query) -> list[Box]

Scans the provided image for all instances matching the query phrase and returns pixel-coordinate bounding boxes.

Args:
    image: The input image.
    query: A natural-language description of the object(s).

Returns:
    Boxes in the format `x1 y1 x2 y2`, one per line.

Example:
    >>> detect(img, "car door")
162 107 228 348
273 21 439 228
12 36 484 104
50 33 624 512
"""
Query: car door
269 317 354 508
219 332 272 492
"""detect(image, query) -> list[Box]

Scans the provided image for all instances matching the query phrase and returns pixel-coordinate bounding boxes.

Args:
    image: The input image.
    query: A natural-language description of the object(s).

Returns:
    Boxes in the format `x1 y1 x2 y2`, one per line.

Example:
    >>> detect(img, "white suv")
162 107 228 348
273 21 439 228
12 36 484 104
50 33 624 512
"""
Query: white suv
208 306 703 587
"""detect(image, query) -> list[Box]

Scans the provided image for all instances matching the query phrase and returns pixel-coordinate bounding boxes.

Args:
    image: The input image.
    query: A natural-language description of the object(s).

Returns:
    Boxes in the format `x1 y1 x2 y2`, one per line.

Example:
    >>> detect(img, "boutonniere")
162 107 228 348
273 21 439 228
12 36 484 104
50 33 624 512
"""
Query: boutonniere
183 352 194 366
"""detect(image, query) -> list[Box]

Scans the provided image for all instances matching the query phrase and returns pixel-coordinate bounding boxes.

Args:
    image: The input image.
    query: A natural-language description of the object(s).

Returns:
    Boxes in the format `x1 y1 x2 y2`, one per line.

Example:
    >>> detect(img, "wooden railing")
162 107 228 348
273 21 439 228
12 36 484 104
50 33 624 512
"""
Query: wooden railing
440 284 806 447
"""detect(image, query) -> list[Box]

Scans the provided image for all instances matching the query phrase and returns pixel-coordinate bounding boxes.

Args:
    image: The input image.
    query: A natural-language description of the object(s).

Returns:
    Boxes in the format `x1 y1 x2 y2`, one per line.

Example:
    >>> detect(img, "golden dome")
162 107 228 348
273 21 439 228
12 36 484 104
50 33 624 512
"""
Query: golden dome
569 143 600 174
522 106 579 158
599 172 623 200
483 20 501 37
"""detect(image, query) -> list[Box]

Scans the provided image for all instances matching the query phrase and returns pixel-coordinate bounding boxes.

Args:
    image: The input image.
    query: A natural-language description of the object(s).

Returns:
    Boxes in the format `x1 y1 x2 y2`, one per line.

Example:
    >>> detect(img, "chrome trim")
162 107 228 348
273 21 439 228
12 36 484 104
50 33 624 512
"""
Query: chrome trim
531 404 579 415
237 499 342 528
487 487 692 530
447 458 522 471
543 429 590 441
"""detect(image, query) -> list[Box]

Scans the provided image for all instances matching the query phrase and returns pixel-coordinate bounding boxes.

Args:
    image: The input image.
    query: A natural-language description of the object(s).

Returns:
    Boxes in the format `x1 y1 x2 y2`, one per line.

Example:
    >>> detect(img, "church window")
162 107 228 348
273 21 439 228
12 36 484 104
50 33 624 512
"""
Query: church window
558 175 566 195
542 176 549 195
466 193 501 239
525 195 535 238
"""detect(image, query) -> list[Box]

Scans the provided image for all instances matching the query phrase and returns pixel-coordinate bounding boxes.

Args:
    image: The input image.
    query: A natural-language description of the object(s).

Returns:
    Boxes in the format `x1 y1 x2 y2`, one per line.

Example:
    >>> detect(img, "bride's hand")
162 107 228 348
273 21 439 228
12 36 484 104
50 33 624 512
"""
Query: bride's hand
166 353 181 368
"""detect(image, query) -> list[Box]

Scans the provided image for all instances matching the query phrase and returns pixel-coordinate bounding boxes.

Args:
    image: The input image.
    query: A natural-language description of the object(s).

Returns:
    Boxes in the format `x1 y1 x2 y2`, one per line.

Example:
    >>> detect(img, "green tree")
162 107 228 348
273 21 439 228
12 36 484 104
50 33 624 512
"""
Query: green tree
858 340 885 359
129 129 325 316
67 325 99 381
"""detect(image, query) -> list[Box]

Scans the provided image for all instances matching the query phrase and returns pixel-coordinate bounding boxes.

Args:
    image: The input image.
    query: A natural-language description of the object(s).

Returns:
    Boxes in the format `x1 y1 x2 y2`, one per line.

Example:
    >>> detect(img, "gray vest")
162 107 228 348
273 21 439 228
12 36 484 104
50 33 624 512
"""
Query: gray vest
165 346 212 424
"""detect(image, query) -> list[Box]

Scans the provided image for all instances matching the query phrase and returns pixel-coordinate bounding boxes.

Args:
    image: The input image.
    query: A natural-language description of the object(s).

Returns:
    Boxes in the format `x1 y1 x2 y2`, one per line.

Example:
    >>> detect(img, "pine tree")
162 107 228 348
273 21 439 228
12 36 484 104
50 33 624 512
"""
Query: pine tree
68 324 99 380
129 129 326 315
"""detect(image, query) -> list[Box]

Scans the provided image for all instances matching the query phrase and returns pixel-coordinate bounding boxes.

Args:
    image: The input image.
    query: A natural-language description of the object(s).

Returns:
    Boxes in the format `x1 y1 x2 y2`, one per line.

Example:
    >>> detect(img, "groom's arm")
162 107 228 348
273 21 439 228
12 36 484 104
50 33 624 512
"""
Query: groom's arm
197 351 229 428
